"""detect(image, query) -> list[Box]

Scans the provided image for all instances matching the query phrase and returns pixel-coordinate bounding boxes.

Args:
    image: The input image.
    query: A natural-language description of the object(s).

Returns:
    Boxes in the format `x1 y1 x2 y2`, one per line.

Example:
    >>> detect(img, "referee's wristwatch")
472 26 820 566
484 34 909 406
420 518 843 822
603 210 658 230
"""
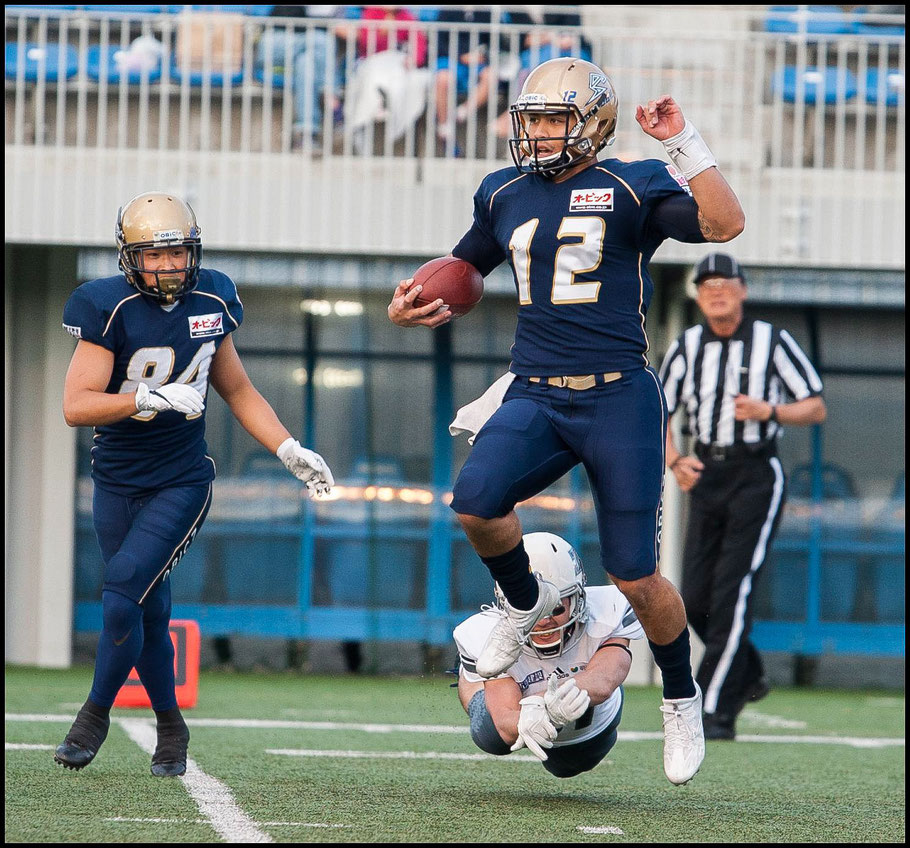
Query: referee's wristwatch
768 404 779 424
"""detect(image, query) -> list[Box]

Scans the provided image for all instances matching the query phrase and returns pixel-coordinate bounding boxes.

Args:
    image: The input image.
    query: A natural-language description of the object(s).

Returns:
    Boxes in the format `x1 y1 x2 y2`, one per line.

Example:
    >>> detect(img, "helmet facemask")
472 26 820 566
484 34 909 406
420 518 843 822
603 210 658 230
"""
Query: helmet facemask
527 588 588 658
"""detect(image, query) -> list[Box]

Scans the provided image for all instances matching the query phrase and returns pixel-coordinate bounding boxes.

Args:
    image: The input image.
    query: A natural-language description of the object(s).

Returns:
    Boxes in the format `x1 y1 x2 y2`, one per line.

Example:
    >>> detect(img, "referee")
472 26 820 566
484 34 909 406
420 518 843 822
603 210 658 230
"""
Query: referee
658 252 826 740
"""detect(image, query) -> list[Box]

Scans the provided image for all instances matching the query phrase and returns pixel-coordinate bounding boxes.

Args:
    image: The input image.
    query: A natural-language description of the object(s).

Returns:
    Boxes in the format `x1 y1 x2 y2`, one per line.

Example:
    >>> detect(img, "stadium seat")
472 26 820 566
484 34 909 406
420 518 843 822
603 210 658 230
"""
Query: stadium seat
868 471 905 623
765 5 853 35
766 462 862 622
86 44 162 84
188 5 274 14
5 42 79 82
772 65 859 105
851 6 906 37
80 5 179 13
865 68 904 106
788 462 857 499
170 58 244 86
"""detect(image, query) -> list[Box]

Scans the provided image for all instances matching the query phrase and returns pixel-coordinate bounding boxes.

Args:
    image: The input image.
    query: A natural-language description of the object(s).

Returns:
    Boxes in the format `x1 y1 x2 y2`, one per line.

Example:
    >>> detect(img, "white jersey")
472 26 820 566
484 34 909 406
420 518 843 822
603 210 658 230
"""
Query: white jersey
453 585 645 746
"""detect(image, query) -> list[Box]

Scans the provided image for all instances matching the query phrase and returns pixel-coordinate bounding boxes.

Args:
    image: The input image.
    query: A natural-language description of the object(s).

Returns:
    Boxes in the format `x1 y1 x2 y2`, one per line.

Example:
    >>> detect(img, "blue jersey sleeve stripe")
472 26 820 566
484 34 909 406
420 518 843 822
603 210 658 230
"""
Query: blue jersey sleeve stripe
595 166 641 206
101 293 142 338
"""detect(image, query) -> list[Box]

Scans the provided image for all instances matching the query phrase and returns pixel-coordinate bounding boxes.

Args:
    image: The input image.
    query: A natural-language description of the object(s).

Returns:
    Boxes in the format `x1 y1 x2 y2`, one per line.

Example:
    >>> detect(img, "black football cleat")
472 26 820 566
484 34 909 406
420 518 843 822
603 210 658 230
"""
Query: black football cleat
151 711 190 777
54 701 111 771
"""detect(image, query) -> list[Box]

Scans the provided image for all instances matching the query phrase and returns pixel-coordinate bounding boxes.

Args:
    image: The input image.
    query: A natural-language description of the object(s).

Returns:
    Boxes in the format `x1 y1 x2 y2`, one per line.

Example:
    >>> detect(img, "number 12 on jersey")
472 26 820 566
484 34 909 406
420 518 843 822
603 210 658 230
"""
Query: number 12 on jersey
509 216 606 306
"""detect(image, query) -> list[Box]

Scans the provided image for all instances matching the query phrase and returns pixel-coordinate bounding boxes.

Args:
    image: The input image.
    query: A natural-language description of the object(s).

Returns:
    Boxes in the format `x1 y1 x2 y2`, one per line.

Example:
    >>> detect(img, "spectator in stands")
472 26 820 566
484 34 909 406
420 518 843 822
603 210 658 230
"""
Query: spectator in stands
255 6 343 149
494 6 592 138
335 6 430 150
433 7 497 153
335 6 427 66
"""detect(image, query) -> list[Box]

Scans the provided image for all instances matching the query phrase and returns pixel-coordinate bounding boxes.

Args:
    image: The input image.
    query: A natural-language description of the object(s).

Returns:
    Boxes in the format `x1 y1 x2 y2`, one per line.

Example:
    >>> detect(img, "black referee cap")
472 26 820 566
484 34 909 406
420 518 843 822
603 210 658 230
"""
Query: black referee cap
694 252 745 285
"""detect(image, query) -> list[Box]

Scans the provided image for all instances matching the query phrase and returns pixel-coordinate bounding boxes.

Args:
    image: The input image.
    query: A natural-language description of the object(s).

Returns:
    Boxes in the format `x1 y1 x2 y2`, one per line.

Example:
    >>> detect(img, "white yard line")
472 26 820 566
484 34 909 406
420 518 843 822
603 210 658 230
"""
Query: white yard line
5 743 54 750
105 817 346 828
5 713 904 748
267 748 540 762
578 826 625 835
118 719 274 844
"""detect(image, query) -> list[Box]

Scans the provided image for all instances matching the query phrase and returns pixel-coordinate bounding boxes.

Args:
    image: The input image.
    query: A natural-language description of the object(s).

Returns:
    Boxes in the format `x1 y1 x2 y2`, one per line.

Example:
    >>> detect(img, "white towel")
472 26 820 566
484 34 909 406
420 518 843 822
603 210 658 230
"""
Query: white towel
449 372 516 445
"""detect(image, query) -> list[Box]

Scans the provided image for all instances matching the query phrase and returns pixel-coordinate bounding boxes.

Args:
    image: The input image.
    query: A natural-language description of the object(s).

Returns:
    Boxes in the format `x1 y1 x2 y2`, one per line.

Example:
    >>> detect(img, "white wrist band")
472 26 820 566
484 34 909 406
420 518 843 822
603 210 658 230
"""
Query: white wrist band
662 120 717 181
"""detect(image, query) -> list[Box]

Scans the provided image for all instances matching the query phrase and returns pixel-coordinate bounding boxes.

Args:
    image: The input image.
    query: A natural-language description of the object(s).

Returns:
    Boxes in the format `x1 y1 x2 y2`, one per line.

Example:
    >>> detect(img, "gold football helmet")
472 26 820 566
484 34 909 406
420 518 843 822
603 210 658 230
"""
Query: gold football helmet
509 57 619 178
116 191 202 303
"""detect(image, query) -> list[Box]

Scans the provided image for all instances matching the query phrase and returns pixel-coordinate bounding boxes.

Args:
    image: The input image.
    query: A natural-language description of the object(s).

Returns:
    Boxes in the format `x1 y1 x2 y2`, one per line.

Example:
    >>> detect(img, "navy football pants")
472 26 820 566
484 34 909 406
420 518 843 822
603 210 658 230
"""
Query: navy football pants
88 483 211 710
451 368 667 581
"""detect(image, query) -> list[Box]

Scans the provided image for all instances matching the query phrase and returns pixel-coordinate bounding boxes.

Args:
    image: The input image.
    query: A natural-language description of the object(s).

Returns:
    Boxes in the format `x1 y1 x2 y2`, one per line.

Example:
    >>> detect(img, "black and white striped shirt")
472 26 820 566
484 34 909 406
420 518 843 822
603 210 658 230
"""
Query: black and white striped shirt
658 318 824 447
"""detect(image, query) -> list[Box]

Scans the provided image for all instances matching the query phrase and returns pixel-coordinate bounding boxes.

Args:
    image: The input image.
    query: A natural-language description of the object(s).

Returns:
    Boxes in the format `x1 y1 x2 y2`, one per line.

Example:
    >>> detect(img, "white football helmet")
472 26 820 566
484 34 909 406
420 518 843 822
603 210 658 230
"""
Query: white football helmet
509 57 619 178
494 532 588 658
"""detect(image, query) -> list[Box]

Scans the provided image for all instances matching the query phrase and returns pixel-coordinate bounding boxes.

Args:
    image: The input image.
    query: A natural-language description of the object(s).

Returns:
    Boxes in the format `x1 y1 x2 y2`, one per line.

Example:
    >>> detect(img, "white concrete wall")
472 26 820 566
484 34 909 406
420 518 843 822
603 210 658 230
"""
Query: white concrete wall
5 246 78 667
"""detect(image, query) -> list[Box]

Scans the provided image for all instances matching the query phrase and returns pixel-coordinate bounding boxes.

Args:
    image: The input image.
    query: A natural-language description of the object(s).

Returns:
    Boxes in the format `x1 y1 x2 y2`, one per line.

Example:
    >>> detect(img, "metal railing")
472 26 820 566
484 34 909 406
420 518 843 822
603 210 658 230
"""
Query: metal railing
5 6 906 265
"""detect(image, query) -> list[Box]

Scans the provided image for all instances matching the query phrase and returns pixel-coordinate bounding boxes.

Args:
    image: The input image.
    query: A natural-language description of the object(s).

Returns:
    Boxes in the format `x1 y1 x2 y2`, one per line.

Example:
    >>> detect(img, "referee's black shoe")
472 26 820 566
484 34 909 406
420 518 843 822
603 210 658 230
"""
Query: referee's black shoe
702 713 736 741
54 700 110 770
151 708 190 777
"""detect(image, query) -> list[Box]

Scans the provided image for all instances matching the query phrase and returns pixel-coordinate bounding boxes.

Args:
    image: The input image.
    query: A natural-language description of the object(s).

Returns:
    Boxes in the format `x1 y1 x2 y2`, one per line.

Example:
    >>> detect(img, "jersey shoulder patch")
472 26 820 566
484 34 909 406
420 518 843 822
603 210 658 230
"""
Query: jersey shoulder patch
191 268 244 331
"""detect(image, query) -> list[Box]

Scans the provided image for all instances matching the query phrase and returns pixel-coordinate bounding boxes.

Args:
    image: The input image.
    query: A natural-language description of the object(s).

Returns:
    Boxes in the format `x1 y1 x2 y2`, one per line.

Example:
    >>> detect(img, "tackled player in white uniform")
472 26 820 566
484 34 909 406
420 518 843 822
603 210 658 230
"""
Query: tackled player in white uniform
454 533 644 776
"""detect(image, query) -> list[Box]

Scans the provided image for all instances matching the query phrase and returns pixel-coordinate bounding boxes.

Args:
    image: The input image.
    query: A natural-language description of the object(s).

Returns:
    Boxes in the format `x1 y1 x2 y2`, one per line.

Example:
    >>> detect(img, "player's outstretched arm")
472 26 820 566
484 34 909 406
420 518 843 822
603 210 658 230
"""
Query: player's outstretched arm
636 95 745 243
571 639 634 706
209 336 333 495
388 279 453 328
63 339 150 426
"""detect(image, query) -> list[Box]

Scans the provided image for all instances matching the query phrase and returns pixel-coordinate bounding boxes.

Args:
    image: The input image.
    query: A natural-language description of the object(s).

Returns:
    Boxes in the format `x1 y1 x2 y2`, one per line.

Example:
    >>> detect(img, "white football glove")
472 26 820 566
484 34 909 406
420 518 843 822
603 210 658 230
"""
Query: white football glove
277 437 334 496
135 382 205 415
510 695 558 761
544 673 591 728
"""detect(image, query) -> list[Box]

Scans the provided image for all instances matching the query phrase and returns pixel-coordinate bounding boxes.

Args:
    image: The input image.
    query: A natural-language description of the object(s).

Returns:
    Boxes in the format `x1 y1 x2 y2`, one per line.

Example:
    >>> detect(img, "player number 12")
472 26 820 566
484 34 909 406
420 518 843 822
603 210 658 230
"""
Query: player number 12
509 216 605 305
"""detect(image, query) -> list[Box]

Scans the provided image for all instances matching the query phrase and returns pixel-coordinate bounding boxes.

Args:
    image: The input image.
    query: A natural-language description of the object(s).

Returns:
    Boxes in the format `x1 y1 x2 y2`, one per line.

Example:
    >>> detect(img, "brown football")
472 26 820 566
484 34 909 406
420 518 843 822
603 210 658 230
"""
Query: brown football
411 257 484 318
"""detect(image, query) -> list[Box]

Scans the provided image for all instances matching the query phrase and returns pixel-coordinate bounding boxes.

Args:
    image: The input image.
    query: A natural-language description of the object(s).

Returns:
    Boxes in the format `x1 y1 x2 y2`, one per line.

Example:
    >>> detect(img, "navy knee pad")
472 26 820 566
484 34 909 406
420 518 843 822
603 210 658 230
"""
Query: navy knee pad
101 590 142 642
467 690 511 756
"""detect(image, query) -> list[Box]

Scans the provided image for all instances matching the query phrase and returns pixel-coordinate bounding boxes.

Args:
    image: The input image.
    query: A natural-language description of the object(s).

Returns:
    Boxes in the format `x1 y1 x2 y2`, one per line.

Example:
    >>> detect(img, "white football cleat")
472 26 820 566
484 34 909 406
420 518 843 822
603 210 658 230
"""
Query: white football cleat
660 682 705 785
475 578 560 678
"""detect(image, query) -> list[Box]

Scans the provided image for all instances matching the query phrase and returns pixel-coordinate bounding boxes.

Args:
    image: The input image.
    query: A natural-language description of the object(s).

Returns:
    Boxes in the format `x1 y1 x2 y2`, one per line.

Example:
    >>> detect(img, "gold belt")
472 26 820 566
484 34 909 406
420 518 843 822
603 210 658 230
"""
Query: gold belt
528 372 622 391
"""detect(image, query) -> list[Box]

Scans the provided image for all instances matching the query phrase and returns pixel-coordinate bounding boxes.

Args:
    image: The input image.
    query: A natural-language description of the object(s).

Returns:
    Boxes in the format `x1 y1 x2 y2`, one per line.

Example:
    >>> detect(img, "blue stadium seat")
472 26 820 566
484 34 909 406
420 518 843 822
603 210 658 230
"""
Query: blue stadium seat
188 5 275 14
788 462 857 499
851 6 906 37
6 5 79 10
253 65 286 88
869 471 905 623
765 5 853 35
81 5 179 13
86 44 162 84
865 68 904 106
170 59 244 87
5 42 79 82
772 66 859 105
766 462 862 622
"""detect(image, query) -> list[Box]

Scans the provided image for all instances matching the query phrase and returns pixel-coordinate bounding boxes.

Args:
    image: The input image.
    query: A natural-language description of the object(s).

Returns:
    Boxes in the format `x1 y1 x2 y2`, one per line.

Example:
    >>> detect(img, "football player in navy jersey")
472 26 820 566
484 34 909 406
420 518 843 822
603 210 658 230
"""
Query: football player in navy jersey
389 58 745 785
55 192 334 777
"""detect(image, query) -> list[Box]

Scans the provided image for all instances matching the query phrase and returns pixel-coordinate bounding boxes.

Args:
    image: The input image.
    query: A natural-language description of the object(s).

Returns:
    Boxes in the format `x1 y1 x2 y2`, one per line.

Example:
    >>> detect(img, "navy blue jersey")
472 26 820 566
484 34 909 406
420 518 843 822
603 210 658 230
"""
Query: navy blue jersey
452 158 705 374
62 268 243 496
